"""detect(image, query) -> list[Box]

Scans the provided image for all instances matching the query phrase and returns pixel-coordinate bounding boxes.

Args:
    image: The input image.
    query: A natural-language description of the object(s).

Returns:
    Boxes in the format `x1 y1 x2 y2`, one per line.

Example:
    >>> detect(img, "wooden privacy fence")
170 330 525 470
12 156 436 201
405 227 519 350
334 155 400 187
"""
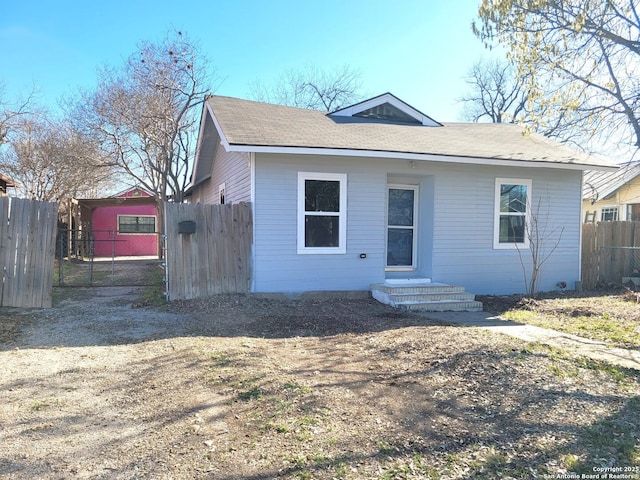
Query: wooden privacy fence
582 221 640 289
164 202 252 300
0 197 58 308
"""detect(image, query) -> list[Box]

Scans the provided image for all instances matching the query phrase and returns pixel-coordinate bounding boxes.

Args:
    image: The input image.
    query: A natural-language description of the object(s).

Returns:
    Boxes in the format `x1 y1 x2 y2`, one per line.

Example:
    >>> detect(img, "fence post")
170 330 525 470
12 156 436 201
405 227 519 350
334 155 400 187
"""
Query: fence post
58 233 64 286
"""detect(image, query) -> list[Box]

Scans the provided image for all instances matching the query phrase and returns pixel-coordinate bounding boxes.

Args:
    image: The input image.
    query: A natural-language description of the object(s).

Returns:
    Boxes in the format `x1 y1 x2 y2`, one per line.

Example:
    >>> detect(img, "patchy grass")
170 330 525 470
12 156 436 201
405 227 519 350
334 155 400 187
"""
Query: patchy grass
53 259 113 286
190 325 640 479
525 342 640 386
574 397 640 472
134 265 166 307
4 294 640 479
481 291 640 349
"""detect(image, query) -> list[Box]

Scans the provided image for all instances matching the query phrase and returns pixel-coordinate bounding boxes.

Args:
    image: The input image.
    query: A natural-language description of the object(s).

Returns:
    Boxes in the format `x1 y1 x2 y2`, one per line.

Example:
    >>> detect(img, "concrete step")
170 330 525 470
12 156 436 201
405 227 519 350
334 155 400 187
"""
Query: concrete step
371 281 483 312
386 292 477 304
399 300 484 312
370 283 465 295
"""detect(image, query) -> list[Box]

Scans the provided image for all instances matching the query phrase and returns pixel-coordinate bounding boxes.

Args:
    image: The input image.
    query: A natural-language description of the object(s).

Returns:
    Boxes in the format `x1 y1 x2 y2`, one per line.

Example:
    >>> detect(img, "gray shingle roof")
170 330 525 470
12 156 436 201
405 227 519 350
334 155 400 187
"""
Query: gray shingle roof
206 95 616 170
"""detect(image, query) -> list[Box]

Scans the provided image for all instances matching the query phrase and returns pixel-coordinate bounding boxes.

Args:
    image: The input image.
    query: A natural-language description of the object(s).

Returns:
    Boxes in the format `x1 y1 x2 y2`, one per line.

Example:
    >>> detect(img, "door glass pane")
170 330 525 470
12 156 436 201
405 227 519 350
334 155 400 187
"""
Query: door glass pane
388 188 415 226
387 228 413 266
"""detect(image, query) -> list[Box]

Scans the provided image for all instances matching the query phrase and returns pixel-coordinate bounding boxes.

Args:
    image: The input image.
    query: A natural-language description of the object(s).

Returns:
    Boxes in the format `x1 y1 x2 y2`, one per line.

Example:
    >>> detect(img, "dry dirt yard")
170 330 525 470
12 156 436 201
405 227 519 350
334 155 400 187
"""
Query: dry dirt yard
1 287 639 480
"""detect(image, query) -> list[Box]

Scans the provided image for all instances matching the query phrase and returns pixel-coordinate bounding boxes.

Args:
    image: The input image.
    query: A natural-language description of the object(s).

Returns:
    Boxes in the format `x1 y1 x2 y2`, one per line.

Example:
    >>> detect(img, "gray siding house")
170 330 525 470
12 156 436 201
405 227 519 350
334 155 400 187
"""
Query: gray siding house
188 93 614 306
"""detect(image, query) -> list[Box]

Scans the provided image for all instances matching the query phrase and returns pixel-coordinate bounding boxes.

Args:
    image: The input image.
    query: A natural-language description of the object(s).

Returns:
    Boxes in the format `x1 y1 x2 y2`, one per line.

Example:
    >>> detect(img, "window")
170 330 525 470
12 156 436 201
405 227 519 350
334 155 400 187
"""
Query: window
627 204 640 221
601 207 618 221
297 172 347 254
219 183 226 205
118 215 156 234
494 178 531 249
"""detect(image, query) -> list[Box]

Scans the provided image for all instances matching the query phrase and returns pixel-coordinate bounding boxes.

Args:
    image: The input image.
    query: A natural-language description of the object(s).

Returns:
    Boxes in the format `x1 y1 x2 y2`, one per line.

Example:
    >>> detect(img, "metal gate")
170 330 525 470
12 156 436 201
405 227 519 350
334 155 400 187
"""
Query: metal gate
55 228 165 287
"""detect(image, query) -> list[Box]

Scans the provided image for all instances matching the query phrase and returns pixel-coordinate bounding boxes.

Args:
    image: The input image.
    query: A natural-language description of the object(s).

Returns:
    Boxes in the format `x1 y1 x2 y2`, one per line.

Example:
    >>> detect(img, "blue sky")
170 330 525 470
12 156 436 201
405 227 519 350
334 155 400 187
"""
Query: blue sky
2 0 498 122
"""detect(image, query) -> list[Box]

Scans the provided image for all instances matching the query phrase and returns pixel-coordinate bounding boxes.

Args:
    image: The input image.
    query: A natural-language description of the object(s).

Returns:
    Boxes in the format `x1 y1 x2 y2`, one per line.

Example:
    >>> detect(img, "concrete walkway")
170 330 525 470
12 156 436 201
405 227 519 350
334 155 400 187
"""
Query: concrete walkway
424 311 640 371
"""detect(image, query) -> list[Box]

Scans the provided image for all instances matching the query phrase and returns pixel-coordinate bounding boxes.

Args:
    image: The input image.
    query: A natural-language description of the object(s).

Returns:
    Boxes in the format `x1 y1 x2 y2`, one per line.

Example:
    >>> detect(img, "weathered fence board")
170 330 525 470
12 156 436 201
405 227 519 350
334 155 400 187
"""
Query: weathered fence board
581 221 640 289
581 223 597 290
164 202 252 300
0 197 58 308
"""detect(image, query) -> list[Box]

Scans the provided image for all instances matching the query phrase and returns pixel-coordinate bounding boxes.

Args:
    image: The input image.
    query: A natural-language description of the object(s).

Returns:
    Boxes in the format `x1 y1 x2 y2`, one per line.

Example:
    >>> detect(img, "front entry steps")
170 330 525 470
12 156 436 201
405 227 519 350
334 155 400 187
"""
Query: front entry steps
371 279 483 312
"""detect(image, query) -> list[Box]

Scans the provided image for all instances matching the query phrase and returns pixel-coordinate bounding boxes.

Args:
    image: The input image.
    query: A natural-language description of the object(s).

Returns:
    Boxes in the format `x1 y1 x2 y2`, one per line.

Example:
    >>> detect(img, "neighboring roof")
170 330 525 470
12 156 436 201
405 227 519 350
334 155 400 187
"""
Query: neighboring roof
583 161 640 202
111 185 153 198
75 196 157 210
203 95 617 171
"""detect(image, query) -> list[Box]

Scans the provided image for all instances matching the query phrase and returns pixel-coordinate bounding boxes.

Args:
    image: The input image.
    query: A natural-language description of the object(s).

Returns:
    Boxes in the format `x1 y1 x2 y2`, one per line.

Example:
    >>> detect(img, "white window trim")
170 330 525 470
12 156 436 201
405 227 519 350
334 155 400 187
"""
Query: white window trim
601 206 618 221
493 178 531 250
297 172 347 254
117 214 157 235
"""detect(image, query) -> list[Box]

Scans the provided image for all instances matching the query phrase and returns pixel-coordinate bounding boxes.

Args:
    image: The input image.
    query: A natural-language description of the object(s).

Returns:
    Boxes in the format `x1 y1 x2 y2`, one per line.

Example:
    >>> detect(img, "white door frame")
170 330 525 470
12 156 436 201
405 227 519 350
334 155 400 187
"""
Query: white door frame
385 184 419 271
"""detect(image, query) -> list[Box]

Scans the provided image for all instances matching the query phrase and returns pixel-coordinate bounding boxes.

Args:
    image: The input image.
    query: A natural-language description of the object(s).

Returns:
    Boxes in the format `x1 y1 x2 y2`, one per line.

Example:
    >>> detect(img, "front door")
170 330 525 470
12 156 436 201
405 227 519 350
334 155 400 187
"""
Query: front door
386 185 418 270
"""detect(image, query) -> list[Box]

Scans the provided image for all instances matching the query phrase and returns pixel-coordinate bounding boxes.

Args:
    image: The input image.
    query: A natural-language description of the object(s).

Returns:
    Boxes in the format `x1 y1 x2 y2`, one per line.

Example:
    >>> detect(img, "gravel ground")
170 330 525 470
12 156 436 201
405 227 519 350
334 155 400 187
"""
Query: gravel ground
1 287 639 479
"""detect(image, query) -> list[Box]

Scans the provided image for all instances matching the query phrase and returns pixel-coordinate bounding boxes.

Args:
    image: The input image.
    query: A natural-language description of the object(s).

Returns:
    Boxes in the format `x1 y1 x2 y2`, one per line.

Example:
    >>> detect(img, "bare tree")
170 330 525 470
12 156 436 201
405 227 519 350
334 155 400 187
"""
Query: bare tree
249 64 363 112
512 197 564 298
474 0 640 155
0 82 35 146
459 58 587 146
73 30 213 205
459 58 528 123
0 113 113 202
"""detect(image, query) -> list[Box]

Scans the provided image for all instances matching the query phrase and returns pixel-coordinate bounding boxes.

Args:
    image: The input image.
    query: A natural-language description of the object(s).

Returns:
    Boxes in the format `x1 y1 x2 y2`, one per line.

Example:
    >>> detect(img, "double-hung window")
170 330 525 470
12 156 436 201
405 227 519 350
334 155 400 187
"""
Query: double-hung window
297 172 347 254
494 178 531 249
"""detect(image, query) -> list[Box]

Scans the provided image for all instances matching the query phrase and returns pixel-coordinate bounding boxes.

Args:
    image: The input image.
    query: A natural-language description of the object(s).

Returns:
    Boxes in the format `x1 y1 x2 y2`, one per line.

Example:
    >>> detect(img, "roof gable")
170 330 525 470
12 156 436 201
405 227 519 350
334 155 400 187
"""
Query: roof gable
112 186 153 198
329 92 441 126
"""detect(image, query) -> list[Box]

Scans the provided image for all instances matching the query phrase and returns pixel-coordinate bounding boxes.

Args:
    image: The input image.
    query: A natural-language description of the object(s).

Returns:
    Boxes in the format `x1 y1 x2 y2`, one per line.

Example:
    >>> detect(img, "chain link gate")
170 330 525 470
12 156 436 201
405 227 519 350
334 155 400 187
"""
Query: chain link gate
55 228 165 287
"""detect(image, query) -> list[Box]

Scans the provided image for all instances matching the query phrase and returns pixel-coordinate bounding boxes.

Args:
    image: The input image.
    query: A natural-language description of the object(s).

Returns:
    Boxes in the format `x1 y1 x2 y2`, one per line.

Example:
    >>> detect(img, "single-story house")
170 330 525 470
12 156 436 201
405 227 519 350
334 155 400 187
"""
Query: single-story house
583 161 640 222
188 93 615 305
83 186 159 257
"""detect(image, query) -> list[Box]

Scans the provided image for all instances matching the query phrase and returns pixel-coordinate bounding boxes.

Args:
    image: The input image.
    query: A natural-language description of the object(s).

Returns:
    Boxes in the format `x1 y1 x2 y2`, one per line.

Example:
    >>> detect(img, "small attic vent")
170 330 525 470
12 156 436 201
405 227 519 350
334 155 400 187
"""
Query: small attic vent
353 102 421 124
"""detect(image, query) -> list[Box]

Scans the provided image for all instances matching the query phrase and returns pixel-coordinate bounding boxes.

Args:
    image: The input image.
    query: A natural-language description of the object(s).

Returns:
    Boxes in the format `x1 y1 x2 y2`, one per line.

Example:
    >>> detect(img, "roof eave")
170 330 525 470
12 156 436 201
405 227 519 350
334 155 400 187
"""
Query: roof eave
598 169 640 199
223 144 618 171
